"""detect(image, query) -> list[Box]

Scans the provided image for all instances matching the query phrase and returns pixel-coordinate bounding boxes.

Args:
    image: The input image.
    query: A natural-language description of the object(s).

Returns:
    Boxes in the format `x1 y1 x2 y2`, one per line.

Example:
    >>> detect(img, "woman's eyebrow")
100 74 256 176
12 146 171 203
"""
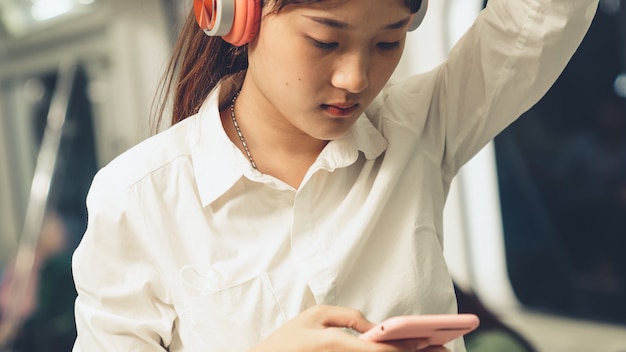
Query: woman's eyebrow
302 15 411 30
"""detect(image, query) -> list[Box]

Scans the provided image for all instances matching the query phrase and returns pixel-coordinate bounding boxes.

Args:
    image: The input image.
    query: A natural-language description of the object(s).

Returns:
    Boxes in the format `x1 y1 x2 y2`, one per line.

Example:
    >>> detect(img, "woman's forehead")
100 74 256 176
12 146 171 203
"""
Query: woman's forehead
270 0 410 11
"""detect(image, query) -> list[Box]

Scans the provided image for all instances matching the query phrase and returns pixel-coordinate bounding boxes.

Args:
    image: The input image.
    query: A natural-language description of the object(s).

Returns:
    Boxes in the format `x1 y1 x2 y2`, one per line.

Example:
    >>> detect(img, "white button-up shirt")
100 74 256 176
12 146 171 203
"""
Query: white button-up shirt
72 0 597 351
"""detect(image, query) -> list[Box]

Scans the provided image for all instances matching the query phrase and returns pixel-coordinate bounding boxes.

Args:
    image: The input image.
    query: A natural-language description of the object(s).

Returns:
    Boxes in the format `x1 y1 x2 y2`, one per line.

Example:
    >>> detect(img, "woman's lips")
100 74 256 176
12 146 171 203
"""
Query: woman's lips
322 103 359 117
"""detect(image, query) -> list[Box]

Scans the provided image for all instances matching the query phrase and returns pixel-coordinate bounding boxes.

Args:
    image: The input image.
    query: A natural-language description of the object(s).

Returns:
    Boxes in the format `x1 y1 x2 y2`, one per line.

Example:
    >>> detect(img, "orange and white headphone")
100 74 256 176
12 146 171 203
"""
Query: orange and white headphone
194 0 429 47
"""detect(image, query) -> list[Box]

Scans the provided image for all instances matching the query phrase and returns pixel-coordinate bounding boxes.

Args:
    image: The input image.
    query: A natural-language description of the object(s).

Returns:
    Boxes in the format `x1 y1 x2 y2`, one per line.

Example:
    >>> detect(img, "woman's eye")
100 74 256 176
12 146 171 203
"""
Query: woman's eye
377 41 401 50
310 38 338 50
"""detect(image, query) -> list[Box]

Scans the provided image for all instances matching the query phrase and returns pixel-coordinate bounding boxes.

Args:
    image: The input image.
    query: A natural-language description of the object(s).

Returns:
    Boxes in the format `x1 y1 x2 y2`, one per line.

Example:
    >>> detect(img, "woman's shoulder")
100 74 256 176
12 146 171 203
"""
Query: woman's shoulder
93 115 200 192
363 69 441 139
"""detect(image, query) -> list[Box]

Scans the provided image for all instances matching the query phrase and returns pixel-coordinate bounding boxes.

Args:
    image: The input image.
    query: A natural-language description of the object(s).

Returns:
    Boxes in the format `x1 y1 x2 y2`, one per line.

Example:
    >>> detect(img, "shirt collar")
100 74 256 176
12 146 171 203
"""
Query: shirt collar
191 87 249 207
311 114 388 174
191 86 388 206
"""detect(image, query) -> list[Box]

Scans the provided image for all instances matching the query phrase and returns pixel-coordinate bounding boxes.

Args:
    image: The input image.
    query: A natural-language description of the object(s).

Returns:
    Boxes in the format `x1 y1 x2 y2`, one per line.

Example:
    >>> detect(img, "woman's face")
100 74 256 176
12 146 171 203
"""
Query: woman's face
244 0 412 141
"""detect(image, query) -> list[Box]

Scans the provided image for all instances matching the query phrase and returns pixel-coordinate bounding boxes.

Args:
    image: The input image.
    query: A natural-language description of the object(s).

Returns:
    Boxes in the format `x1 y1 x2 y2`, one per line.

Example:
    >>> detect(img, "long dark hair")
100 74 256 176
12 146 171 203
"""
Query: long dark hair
152 0 422 132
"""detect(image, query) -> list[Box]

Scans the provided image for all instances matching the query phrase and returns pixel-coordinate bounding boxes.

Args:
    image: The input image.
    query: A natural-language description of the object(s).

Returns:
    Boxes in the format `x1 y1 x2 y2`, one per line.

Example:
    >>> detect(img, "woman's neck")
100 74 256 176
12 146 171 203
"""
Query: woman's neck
220 83 328 189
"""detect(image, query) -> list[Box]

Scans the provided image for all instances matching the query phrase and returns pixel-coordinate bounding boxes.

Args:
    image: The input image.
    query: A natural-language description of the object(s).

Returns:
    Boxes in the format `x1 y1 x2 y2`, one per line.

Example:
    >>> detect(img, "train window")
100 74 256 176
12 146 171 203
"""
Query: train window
494 2 626 325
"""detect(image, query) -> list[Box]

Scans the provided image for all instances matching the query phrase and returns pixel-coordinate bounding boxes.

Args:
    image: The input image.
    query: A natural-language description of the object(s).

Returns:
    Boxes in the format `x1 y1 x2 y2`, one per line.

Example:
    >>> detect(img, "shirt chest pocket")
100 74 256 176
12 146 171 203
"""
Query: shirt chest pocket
173 266 287 351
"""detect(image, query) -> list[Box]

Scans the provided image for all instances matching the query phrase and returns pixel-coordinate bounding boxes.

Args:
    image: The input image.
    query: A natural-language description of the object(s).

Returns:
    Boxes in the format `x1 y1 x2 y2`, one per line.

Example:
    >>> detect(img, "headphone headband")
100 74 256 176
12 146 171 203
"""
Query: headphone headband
195 0 429 46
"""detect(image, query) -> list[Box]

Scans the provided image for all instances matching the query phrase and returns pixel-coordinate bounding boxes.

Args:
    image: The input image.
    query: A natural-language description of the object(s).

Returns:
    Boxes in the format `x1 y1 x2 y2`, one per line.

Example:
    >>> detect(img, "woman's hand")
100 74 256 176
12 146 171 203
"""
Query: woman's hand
248 305 450 352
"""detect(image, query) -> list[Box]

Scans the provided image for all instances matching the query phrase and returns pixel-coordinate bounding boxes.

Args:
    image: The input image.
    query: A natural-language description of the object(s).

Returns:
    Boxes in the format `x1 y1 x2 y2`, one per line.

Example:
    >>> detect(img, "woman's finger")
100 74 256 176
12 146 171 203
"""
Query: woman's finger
301 305 377 333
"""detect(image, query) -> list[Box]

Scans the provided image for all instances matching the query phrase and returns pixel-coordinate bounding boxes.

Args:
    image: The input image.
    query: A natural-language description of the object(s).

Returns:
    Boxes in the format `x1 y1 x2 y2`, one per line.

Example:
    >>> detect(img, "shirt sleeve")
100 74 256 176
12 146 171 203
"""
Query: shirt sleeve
384 0 599 177
72 169 175 351
443 0 598 174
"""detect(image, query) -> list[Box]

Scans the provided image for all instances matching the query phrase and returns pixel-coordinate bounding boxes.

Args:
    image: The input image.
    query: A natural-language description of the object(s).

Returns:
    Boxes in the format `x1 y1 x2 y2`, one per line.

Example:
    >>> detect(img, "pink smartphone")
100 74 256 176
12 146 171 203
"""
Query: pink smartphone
359 314 480 345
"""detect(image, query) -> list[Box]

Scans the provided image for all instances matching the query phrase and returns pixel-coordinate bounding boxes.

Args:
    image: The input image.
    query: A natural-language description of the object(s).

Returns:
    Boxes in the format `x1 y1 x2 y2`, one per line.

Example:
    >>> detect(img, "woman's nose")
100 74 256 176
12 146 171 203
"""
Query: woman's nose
331 52 369 94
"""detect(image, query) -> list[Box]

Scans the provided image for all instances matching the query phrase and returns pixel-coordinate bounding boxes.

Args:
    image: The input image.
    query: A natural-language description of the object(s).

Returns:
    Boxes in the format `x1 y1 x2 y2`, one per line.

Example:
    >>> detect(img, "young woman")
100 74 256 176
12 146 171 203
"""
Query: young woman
72 0 597 351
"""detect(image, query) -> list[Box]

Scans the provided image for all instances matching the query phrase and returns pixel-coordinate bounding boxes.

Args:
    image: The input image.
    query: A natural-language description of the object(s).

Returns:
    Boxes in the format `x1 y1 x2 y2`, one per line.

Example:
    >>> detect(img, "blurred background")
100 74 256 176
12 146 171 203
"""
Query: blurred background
0 0 625 351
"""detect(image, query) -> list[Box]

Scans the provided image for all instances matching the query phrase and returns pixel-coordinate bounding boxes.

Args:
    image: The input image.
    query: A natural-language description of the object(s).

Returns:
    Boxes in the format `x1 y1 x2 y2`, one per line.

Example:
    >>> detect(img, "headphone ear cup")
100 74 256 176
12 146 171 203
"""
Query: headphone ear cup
194 0 235 36
408 0 428 31
222 0 261 46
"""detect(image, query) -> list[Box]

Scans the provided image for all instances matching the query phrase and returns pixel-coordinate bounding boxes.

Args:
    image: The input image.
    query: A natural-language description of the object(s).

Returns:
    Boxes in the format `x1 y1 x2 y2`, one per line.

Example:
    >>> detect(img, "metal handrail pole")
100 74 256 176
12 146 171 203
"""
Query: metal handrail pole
0 61 77 349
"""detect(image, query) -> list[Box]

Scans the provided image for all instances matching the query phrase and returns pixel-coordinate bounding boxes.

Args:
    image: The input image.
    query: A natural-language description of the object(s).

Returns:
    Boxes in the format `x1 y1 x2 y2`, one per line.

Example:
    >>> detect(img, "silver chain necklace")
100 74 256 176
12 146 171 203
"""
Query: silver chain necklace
230 90 258 170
